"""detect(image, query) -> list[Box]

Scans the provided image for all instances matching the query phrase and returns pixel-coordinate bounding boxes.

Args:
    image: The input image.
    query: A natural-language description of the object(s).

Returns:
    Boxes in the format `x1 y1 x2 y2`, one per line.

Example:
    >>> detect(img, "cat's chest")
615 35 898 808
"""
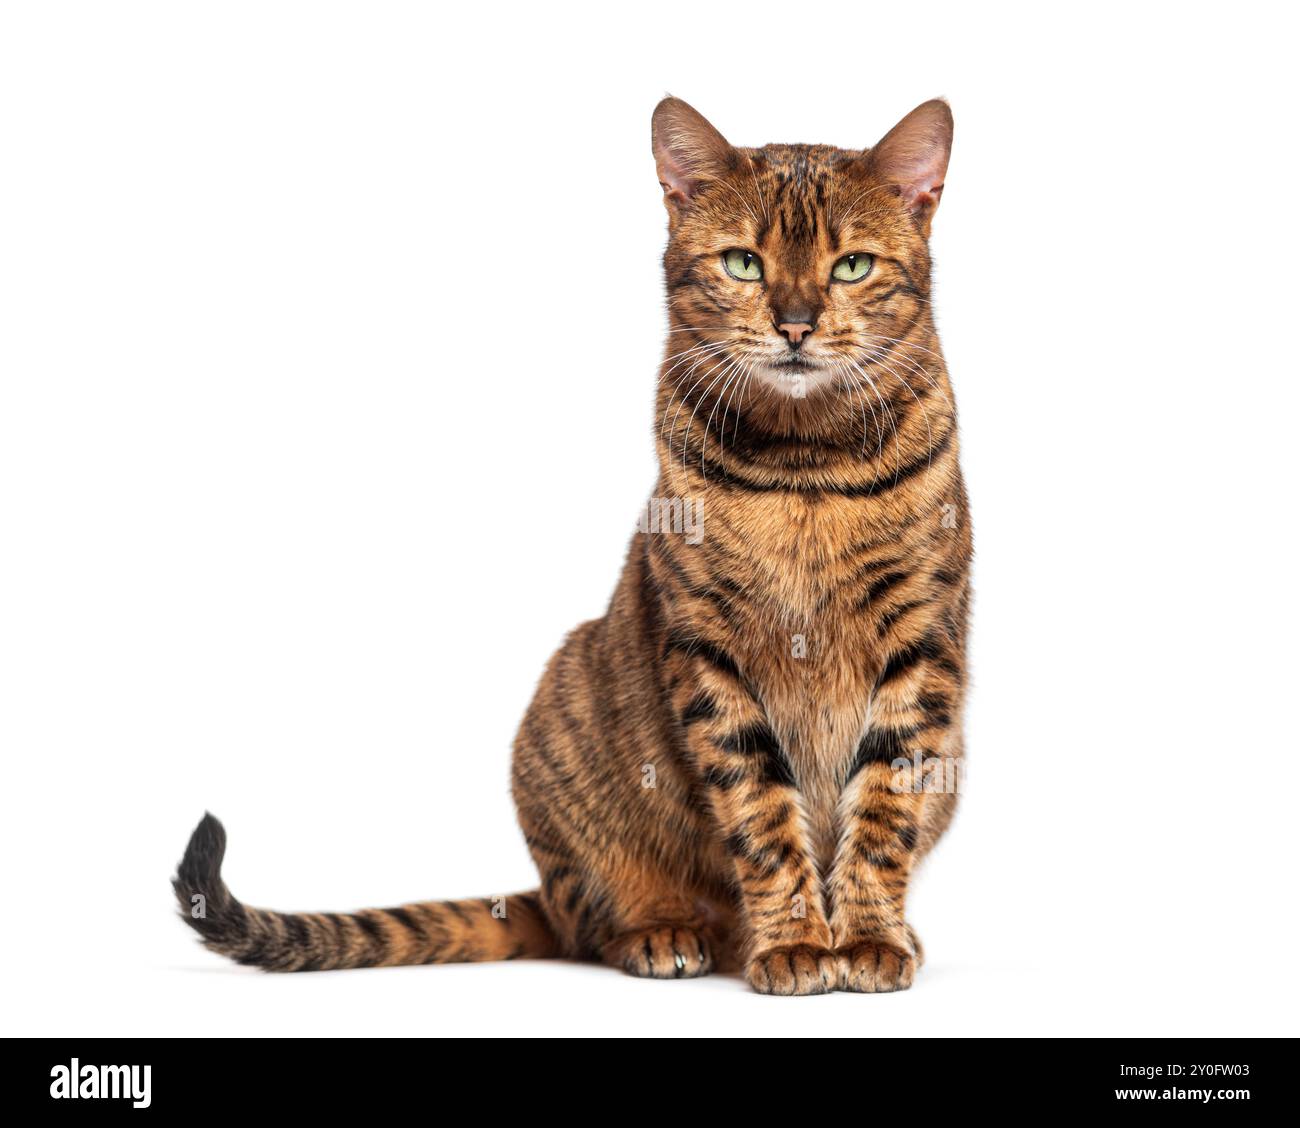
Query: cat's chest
695 491 899 861
705 491 876 624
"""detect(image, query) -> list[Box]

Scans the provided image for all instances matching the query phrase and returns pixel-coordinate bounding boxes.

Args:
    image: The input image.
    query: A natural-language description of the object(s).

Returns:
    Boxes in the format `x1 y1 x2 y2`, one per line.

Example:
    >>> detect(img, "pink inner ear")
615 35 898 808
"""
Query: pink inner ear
900 173 943 212
655 148 697 203
877 142 947 211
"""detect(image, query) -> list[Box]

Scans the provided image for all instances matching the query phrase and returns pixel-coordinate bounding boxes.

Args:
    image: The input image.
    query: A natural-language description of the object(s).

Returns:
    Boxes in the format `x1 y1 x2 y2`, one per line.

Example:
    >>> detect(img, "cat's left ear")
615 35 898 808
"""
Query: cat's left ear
868 99 953 235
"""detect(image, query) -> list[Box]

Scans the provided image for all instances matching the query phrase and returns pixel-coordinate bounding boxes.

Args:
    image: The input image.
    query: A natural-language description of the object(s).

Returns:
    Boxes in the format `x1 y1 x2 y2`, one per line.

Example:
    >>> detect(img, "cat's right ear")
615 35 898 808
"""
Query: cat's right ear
651 97 737 223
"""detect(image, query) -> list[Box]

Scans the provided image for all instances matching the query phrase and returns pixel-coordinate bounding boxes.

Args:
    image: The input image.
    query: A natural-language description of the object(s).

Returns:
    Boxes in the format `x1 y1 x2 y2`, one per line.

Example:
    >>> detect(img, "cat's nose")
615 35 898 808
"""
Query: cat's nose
777 322 815 349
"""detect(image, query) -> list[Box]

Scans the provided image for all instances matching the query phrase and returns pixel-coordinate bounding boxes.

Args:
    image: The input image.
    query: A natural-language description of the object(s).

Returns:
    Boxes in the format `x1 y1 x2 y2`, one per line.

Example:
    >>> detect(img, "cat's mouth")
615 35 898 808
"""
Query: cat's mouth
754 352 837 397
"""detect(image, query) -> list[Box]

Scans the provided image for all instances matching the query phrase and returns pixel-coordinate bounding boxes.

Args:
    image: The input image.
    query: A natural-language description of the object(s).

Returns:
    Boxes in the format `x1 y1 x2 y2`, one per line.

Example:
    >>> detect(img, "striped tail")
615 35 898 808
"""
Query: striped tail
172 813 557 972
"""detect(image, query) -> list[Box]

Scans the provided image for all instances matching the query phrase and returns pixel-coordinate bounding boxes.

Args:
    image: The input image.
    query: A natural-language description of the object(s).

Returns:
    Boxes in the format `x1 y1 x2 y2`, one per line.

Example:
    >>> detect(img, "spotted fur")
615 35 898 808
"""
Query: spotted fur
173 97 971 995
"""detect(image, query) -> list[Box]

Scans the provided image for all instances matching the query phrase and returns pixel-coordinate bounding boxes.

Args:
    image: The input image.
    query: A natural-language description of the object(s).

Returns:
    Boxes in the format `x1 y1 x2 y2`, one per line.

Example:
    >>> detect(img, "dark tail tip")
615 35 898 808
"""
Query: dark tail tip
172 812 242 948
175 812 226 889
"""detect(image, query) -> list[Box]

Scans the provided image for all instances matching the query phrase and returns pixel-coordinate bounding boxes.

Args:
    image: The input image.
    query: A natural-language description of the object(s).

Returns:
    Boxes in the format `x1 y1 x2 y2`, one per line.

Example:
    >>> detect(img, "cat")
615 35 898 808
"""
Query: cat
174 96 971 995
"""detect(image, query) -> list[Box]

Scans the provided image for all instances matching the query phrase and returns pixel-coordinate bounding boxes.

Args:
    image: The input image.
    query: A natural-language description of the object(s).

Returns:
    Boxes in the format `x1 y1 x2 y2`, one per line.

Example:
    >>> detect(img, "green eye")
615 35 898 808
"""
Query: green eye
722 249 763 281
831 253 873 283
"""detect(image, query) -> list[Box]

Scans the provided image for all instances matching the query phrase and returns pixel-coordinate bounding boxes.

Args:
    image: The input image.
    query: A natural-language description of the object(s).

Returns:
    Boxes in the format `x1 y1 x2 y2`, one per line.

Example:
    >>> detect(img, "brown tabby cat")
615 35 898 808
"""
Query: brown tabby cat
174 97 971 995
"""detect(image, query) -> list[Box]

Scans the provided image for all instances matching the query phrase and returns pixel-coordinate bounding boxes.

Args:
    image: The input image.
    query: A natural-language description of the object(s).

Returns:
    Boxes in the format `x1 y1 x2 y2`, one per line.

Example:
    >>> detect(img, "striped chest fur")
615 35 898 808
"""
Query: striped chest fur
652 459 964 867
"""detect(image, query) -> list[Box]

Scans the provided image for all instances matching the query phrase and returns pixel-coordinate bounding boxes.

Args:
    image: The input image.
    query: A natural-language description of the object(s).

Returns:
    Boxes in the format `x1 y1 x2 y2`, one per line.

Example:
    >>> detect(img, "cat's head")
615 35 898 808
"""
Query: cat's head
652 98 951 399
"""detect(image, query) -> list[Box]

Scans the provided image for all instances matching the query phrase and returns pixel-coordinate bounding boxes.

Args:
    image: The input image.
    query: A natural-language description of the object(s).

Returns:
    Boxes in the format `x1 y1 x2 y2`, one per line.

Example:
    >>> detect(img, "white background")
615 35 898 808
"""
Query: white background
2 1 1297 1037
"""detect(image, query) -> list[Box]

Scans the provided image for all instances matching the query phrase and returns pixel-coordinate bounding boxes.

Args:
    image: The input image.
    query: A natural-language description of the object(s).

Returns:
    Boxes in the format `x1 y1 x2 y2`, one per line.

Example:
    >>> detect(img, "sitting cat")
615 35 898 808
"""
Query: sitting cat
174 96 971 995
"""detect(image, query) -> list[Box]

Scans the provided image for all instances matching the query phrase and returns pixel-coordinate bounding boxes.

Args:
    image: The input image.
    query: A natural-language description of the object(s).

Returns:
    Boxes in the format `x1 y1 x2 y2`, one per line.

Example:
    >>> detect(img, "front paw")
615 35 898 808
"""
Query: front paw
836 937 917 993
746 945 839 996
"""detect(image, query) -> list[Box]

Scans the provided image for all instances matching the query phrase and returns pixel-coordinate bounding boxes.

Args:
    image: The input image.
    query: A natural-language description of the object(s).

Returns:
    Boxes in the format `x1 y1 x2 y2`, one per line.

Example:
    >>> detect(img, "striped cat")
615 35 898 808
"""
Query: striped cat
174 97 971 995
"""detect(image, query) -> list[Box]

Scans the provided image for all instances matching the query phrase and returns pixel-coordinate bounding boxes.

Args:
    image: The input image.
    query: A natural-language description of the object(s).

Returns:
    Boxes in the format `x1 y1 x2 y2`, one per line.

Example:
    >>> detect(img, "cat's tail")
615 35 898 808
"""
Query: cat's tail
172 813 557 971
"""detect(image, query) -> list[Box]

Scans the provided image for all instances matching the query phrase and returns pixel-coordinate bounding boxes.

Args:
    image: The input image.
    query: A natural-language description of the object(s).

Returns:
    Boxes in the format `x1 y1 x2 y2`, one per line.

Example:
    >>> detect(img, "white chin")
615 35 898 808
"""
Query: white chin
755 365 837 398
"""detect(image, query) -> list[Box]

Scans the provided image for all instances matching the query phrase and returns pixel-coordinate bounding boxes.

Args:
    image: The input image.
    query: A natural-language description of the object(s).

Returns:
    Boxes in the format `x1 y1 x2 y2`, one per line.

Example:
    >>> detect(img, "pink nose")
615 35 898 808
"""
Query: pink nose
778 322 814 347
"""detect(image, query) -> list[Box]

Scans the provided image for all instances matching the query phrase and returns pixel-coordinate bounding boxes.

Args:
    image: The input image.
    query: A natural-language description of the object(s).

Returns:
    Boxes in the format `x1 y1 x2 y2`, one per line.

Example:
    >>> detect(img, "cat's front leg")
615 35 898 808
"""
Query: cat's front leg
826 664 960 992
672 646 837 996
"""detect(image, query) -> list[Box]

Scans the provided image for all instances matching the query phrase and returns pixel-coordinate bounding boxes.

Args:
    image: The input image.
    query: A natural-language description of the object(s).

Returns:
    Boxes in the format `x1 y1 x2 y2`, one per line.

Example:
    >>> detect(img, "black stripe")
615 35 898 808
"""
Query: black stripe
541 865 576 895
877 634 947 688
352 912 387 966
696 428 954 498
283 913 311 951
719 722 796 788
722 831 772 867
848 552 904 577
281 915 316 970
856 570 909 611
702 762 748 790
847 726 917 782
664 630 740 679
754 802 794 837
681 692 717 725
649 538 741 621
386 906 429 946
854 845 902 869
915 690 953 730
877 599 928 635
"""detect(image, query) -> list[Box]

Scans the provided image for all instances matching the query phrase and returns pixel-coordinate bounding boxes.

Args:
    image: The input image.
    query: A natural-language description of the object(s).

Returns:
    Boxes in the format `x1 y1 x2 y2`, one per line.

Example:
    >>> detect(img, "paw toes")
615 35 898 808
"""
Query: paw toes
612 926 713 979
747 945 837 996
838 939 916 993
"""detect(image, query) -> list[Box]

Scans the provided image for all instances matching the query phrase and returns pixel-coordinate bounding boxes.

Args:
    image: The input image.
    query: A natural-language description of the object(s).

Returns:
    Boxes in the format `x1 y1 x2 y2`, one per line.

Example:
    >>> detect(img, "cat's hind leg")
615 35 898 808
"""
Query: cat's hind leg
562 863 725 980
528 831 731 980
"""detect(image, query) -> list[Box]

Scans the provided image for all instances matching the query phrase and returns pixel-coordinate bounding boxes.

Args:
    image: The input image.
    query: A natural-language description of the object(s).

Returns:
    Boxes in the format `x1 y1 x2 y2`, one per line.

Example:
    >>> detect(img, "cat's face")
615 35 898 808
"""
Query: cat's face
653 99 951 399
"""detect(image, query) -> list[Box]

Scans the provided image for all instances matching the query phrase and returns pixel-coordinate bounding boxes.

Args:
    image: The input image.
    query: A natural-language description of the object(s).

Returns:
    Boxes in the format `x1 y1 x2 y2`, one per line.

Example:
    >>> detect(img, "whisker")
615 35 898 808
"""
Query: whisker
665 351 734 454
862 353 935 471
680 354 743 473
661 347 733 443
714 353 758 468
843 355 902 489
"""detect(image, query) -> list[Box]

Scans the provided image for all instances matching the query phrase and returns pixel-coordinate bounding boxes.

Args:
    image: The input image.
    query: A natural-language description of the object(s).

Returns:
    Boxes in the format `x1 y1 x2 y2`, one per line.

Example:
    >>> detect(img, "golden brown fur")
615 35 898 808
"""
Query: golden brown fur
174 97 971 995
